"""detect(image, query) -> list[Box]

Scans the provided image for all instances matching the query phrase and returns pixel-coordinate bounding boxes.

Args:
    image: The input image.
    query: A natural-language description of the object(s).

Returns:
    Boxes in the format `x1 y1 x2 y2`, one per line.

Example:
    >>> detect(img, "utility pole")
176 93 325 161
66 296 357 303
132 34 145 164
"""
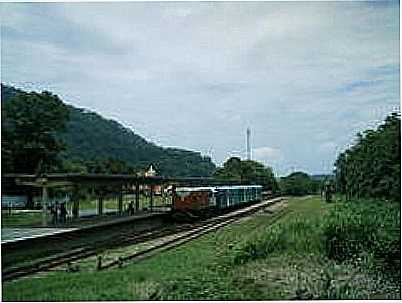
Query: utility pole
246 127 251 160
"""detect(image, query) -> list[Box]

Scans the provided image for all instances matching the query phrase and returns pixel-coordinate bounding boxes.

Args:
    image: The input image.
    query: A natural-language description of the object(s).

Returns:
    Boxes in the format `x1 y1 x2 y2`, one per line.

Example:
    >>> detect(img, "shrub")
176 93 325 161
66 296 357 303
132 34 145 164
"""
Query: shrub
322 200 400 279
232 216 322 265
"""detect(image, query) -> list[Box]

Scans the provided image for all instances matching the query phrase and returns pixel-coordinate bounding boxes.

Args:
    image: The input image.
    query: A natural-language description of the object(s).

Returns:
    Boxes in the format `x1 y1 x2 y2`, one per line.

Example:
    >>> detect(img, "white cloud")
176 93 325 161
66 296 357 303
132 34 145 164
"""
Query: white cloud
1 2 399 176
253 146 283 163
317 142 337 154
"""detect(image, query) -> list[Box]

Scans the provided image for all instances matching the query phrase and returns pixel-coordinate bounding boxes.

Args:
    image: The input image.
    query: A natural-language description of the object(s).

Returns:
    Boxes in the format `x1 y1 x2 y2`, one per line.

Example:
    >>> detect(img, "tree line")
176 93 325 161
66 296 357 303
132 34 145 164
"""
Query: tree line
278 171 322 196
214 157 278 191
334 112 400 202
213 157 324 195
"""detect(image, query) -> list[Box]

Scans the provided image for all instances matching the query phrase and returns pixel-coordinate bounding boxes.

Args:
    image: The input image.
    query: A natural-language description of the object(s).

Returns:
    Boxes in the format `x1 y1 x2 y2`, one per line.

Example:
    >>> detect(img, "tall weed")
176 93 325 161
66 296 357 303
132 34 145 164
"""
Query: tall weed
322 200 400 280
232 215 322 265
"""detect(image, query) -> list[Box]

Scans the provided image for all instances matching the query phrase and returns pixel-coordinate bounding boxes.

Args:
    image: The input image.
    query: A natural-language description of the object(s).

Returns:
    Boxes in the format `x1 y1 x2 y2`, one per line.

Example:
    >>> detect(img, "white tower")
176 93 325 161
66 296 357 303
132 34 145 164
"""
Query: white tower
246 127 251 160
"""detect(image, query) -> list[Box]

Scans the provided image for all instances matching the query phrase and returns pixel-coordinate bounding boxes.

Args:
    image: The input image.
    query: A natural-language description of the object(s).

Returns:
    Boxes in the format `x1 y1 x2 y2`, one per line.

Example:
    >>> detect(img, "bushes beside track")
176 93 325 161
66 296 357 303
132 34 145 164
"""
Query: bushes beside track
322 199 400 281
231 198 400 297
232 215 322 265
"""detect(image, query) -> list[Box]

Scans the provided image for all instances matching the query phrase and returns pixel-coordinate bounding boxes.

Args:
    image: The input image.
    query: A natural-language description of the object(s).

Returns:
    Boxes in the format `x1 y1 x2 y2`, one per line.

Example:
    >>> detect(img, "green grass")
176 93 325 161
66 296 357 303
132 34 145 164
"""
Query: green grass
3 196 400 301
1 212 43 227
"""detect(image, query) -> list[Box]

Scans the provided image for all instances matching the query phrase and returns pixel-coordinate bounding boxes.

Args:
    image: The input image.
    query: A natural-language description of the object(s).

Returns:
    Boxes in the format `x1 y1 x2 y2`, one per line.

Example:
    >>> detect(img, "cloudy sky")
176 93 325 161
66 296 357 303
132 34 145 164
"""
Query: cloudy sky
1 1 400 176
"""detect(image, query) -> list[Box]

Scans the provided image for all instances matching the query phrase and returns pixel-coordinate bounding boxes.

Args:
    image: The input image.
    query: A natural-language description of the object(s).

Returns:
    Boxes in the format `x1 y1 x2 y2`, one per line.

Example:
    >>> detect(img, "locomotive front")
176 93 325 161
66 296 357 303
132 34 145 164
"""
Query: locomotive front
172 187 216 212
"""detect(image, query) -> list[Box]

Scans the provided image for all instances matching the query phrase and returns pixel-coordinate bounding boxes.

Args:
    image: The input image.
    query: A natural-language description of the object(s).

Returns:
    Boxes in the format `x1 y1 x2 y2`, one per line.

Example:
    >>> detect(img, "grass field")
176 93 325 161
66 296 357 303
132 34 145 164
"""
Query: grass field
3 196 400 301
1 212 43 227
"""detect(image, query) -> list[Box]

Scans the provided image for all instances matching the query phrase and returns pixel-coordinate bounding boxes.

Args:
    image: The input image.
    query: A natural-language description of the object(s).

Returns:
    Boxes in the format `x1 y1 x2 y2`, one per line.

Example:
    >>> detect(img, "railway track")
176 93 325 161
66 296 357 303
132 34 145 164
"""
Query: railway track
101 205 290 271
3 197 286 282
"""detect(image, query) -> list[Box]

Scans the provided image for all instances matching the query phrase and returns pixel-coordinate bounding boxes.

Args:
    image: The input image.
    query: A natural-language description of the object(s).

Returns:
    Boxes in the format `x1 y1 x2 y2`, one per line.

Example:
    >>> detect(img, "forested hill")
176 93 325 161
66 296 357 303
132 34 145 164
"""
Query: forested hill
1 84 216 177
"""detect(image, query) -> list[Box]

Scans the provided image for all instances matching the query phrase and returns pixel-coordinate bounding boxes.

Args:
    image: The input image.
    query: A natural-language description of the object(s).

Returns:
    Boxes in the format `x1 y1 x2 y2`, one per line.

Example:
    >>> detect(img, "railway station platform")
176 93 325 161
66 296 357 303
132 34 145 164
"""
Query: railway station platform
1 210 169 245
1 228 77 244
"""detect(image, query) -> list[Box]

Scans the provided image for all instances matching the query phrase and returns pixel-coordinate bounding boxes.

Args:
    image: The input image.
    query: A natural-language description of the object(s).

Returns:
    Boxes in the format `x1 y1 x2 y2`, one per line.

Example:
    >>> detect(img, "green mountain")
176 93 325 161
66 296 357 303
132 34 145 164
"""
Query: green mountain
1 84 216 177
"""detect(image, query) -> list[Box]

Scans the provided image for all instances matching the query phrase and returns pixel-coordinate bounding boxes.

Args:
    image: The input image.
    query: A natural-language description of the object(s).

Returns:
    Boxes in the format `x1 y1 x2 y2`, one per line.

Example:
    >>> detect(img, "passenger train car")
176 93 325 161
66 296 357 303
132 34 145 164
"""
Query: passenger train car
173 185 262 214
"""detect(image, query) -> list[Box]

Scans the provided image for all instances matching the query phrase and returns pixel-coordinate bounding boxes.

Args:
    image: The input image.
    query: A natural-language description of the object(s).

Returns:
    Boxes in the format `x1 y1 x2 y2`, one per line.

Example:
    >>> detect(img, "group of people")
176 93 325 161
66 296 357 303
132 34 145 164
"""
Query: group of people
50 202 68 225
127 201 135 215
48 200 138 224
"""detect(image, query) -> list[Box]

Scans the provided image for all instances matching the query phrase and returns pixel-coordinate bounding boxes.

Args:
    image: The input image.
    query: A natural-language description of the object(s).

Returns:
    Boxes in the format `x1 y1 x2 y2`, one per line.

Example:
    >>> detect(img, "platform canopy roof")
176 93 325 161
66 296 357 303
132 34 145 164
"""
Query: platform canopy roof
3 173 246 189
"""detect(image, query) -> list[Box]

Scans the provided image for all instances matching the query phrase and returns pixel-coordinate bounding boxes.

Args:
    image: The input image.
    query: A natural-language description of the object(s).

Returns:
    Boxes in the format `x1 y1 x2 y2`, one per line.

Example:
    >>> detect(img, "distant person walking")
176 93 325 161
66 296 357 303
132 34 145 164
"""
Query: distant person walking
324 181 333 203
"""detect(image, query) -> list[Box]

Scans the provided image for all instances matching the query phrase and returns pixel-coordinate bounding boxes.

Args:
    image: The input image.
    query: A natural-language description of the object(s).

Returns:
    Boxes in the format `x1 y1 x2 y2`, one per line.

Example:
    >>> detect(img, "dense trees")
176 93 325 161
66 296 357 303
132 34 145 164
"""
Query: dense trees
279 171 319 196
214 157 278 191
57 106 216 177
61 157 137 174
2 89 70 174
2 84 216 177
334 112 400 202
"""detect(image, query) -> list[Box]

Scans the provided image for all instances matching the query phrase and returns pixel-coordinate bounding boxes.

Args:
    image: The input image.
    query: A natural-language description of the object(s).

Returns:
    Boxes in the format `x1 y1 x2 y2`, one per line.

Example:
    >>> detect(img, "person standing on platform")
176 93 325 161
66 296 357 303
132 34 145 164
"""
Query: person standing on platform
60 202 67 224
55 202 60 225
127 201 134 216
51 202 57 225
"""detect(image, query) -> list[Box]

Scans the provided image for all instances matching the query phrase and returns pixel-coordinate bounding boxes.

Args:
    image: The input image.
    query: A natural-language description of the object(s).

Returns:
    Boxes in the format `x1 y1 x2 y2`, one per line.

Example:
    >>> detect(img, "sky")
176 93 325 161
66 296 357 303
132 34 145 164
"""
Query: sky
1 1 400 176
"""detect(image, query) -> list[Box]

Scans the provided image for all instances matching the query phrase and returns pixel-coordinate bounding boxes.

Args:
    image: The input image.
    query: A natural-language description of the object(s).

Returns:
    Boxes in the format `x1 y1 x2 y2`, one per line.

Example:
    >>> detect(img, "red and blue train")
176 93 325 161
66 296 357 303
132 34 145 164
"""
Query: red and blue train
172 185 263 216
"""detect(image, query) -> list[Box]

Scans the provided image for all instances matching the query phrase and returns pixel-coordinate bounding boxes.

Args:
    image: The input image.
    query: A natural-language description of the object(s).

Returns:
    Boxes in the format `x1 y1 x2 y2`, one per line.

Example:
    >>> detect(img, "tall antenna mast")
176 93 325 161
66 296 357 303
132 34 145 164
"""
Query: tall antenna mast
246 127 251 160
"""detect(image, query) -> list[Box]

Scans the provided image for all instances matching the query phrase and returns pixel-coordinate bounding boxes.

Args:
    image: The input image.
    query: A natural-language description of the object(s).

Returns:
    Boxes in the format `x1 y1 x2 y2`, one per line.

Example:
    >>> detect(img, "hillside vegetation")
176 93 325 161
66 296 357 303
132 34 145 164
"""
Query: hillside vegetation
1 84 215 177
